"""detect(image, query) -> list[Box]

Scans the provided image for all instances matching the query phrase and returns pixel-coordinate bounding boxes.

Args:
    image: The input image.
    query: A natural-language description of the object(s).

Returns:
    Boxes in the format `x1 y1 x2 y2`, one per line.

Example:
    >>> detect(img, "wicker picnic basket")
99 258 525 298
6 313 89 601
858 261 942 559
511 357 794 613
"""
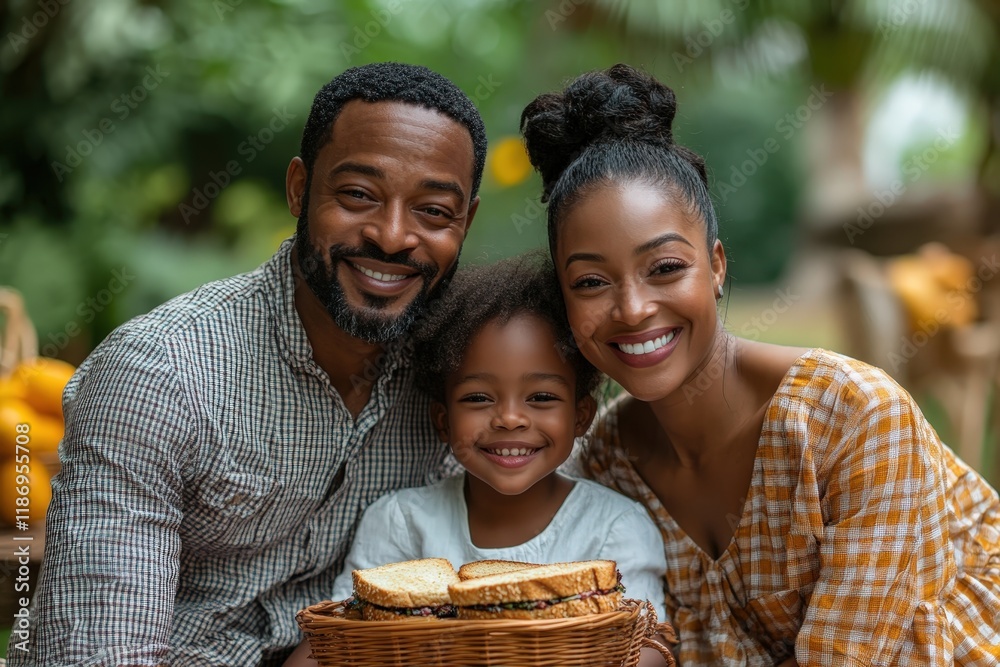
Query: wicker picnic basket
296 597 676 667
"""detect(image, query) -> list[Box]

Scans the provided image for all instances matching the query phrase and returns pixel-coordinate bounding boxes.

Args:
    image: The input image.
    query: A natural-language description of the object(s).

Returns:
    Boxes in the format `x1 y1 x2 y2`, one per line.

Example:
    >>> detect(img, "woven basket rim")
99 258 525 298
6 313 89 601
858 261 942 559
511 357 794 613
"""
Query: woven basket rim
297 597 675 666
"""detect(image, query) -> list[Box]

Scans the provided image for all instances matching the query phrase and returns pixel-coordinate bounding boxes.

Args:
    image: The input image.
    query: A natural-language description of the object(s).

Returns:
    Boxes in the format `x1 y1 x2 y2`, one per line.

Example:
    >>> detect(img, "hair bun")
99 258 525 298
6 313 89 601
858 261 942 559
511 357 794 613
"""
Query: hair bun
521 64 679 199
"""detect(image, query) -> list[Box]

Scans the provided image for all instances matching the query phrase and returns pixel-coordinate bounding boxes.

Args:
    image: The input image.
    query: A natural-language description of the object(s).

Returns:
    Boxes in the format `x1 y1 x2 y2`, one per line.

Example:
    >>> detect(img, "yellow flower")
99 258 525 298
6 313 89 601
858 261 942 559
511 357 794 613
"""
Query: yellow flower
488 137 532 187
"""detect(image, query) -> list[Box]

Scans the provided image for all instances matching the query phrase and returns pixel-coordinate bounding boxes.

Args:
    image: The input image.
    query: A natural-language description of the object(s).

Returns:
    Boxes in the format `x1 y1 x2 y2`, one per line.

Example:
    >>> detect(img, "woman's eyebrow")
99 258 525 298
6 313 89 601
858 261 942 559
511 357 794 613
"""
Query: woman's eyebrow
564 232 694 269
634 232 695 255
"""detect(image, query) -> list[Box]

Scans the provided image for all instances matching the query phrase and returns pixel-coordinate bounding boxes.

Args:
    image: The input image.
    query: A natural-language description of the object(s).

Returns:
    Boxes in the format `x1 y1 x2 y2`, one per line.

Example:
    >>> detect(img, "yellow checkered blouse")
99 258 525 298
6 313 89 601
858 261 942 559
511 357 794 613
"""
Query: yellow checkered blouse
584 349 1000 665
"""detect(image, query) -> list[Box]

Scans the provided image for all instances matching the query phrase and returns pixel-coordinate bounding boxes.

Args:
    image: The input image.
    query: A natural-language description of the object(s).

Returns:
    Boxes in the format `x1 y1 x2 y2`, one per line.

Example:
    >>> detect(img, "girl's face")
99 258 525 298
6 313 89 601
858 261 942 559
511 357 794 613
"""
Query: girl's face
431 313 596 496
555 181 726 402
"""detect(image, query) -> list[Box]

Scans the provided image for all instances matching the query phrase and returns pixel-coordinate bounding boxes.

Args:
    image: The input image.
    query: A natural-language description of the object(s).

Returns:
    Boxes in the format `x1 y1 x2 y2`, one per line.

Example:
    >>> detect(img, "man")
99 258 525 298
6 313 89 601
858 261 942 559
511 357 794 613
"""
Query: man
11 62 485 667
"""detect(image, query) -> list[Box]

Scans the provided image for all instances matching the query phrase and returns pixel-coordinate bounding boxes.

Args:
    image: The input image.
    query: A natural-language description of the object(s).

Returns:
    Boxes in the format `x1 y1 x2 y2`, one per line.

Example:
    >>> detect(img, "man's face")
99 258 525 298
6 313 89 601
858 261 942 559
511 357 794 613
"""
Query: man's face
291 100 478 343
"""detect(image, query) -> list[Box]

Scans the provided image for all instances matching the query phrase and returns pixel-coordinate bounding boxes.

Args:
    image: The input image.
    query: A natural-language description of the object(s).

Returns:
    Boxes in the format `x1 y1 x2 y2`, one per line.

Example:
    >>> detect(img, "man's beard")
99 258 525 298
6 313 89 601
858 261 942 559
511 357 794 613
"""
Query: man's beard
294 210 459 344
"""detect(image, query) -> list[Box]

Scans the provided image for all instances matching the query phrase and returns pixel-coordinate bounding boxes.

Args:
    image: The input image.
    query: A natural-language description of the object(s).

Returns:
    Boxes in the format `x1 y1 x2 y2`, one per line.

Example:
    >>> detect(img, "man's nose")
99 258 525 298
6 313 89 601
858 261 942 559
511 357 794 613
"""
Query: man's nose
361 202 420 256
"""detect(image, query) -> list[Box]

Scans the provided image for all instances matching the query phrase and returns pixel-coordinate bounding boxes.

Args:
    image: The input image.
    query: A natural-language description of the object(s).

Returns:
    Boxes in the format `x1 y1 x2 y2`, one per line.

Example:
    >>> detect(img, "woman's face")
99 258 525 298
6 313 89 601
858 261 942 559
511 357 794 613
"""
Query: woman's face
554 180 726 402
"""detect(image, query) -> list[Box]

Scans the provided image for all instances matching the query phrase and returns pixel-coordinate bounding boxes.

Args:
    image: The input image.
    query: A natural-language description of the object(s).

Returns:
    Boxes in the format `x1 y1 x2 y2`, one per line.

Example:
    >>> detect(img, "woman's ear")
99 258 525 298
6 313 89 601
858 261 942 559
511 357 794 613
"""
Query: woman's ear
430 401 450 443
711 239 727 295
574 395 598 436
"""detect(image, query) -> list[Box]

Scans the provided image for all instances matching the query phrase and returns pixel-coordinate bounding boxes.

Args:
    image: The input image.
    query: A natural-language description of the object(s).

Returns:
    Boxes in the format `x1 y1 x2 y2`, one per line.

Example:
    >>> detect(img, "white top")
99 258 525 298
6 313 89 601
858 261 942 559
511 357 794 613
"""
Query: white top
332 474 668 619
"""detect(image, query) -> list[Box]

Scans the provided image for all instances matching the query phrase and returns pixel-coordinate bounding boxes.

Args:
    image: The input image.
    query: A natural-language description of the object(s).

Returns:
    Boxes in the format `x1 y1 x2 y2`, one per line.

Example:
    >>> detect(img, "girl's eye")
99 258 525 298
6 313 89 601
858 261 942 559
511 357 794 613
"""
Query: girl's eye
459 393 492 403
528 393 561 403
570 276 606 290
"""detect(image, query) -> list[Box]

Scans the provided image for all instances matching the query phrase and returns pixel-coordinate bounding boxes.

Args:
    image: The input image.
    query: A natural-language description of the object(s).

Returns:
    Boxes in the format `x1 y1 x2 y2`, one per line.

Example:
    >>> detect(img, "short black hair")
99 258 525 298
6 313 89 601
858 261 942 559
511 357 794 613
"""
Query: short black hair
411 252 602 402
300 62 487 203
520 63 717 254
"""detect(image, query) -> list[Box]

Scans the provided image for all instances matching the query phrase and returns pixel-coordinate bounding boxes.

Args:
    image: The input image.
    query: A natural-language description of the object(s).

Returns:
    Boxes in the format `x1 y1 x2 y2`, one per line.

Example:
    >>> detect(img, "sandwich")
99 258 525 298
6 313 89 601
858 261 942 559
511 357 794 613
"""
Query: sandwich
447 559 624 620
457 559 539 581
345 557 459 620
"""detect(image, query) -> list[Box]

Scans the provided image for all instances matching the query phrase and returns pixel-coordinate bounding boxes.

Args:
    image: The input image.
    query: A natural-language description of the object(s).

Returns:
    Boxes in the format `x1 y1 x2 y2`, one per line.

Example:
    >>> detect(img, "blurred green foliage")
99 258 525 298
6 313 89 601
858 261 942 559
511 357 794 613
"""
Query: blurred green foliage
1 0 995 363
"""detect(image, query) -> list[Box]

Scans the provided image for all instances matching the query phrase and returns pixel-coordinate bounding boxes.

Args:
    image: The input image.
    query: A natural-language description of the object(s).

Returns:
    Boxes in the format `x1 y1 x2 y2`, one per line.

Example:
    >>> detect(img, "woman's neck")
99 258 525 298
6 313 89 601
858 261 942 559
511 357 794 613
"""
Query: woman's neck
463 472 575 549
644 335 764 470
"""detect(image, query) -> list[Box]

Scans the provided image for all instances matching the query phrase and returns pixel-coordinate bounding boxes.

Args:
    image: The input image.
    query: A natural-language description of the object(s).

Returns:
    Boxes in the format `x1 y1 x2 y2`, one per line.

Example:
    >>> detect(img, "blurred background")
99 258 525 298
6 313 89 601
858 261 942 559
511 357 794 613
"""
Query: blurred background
0 0 999 585
2 0 1000 650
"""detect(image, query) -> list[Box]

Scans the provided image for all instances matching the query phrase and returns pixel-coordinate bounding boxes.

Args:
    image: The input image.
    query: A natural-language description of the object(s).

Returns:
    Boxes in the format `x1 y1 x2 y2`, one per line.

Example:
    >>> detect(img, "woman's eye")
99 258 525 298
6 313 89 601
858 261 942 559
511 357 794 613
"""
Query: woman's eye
652 261 685 275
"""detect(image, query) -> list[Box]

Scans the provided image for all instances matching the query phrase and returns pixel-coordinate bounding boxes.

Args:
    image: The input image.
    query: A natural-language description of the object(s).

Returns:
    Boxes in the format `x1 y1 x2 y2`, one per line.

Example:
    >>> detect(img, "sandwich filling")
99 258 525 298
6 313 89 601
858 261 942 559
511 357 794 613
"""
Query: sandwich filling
458 573 625 613
345 595 457 618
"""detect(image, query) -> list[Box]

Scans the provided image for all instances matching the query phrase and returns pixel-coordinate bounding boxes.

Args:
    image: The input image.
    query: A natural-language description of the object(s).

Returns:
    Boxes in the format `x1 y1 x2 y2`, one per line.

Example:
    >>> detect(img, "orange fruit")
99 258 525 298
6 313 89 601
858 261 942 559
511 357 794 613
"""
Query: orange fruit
0 399 40 458
0 457 52 528
13 357 76 420
0 375 27 402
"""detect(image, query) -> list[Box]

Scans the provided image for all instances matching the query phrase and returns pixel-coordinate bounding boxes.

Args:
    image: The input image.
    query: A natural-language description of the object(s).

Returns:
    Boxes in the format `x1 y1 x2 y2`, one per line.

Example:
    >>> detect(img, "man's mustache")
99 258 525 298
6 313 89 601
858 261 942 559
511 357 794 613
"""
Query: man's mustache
328 242 437 279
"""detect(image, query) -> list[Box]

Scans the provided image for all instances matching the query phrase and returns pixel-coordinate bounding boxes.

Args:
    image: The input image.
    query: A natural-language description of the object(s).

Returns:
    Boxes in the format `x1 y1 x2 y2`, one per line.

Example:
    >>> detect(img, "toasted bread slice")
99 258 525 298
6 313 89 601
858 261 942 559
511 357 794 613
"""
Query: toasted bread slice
456 591 622 619
448 559 620 616
457 559 539 581
352 558 458 612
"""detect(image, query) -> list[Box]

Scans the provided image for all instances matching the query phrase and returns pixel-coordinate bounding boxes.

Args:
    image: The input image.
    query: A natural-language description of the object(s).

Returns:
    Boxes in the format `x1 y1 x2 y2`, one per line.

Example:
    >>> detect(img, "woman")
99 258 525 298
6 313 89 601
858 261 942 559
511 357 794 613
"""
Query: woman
520 64 1000 666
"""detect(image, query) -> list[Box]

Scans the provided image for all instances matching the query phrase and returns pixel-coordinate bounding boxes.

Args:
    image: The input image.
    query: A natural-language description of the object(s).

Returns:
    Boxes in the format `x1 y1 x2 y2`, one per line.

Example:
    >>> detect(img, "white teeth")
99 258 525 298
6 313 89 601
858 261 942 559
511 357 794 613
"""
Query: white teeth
352 263 409 282
618 331 676 356
487 448 532 456
501 448 510 456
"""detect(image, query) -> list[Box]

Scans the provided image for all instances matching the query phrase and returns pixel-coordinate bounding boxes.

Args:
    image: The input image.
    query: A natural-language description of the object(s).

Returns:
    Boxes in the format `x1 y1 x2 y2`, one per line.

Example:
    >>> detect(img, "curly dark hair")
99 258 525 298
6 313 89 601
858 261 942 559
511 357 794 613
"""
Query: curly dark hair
519 63 718 253
411 252 602 402
300 62 487 203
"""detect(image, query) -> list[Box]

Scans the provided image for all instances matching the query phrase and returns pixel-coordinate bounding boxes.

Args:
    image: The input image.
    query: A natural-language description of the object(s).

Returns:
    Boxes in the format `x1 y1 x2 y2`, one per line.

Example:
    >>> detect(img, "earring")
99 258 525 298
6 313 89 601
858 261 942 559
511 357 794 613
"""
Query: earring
717 284 724 298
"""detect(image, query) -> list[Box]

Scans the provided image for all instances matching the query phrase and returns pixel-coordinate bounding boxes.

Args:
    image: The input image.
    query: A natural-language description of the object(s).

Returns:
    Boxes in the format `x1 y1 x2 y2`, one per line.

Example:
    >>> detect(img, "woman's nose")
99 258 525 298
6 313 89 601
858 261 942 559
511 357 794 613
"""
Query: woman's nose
611 281 658 326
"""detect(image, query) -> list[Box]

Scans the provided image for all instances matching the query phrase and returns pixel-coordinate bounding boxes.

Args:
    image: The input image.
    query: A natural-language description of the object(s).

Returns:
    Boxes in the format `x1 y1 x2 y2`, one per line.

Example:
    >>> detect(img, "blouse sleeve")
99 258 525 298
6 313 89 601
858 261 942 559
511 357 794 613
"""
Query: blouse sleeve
796 383 954 666
331 492 416 600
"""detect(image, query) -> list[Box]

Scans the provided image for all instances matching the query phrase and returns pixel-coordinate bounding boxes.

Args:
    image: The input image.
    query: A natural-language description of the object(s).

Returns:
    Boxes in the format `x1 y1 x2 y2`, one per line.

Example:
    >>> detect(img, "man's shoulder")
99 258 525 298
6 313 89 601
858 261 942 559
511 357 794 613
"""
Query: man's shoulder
104 249 287 353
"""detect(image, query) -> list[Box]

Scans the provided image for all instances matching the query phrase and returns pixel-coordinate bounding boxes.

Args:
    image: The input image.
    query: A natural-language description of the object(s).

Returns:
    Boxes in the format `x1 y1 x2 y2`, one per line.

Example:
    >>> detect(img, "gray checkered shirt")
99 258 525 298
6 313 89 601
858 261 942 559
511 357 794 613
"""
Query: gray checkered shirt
11 240 455 667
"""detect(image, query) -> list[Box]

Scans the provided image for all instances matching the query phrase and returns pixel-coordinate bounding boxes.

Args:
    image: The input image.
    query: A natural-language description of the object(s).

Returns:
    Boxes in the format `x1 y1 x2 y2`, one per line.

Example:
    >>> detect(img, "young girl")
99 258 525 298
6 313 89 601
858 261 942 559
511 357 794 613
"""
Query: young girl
520 63 1000 666
284 253 671 667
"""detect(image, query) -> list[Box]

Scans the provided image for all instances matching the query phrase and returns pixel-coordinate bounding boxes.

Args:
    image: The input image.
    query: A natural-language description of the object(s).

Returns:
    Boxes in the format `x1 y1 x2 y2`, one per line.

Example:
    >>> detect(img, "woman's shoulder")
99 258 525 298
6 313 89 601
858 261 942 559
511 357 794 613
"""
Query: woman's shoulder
772 347 916 417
